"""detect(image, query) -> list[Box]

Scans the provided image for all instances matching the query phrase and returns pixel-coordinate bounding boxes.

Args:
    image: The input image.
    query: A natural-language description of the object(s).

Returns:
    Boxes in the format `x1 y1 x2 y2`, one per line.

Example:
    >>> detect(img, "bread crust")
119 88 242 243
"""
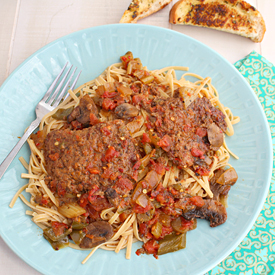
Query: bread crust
120 0 173 23
169 0 266 42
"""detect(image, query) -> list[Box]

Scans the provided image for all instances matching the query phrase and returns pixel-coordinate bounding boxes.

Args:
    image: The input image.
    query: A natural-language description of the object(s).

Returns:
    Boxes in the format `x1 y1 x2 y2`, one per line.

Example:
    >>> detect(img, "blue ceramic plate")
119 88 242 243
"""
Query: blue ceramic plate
0 24 272 275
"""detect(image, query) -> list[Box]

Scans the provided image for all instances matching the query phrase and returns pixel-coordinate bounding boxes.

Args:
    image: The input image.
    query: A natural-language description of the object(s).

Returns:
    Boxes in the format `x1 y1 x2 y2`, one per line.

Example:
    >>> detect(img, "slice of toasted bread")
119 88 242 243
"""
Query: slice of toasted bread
120 0 173 23
169 0 266 42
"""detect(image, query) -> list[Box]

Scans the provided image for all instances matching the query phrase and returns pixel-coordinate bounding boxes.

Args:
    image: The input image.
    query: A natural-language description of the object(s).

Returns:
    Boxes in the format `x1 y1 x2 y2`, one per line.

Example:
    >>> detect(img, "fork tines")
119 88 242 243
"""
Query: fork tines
43 63 81 108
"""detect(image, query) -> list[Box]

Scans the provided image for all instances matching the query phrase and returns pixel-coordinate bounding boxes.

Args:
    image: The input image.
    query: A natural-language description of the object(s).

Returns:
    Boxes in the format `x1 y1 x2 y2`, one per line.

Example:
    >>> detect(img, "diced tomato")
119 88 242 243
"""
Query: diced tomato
160 225 173 239
138 223 153 239
109 172 118 181
156 192 174 205
121 56 127 62
101 168 113 179
130 84 141 94
87 185 100 204
156 194 165 204
87 167 100 174
102 146 119 162
141 133 151 144
169 187 179 196
89 113 100 125
79 193 89 208
150 160 166 175
133 159 141 170
189 196 205 207
48 153 59 161
145 122 154 130
157 135 172 152
147 211 160 226
87 185 99 198
143 239 159 255
162 206 179 216
102 98 117 110
180 217 194 231
195 167 210 176
88 186 110 212
41 197 49 205
51 221 68 237
132 94 146 105
133 203 152 214
89 196 110 212
196 127 207 137
155 118 162 127
71 120 82 129
102 91 117 98
136 249 142 256
151 182 164 198
121 52 133 69
191 148 204 158
101 126 111 136
116 178 133 192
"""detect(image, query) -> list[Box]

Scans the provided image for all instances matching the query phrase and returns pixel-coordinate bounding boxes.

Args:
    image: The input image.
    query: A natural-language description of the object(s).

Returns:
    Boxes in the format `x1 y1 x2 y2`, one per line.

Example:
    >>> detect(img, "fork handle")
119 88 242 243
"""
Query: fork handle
0 118 40 180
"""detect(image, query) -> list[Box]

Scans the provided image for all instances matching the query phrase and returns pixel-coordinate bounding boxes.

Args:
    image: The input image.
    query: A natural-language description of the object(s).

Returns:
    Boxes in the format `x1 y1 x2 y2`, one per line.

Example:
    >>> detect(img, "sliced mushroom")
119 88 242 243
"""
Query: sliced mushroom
67 95 98 125
182 199 227 227
216 167 238 186
105 188 119 207
114 103 139 119
79 221 113 249
207 123 224 151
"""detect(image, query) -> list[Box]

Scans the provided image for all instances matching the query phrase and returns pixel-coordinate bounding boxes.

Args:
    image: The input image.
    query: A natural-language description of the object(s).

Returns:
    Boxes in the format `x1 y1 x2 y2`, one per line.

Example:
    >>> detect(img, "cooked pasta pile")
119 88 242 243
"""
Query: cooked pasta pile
10 52 240 262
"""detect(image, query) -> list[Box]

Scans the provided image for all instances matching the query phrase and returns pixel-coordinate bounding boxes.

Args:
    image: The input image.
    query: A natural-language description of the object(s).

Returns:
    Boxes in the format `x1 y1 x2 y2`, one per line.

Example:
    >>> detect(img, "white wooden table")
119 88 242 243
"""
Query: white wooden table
0 0 274 274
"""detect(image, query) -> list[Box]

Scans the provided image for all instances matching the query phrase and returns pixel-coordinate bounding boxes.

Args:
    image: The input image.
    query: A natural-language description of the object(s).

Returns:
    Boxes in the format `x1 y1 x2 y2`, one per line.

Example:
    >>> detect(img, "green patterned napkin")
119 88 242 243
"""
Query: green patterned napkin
207 51 275 275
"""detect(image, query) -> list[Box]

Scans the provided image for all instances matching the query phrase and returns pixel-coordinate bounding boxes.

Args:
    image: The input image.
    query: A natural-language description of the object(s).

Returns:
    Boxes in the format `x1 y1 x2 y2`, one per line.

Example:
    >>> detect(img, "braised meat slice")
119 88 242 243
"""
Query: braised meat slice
44 120 139 204
141 96 227 174
209 168 238 201
79 221 113 249
67 94 98 125
182 199 227 227
114 103 139 119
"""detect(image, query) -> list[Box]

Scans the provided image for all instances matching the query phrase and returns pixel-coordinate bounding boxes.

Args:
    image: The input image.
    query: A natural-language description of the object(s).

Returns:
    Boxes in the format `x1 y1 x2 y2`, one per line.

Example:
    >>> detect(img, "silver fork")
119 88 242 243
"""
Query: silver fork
0 63 81 180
